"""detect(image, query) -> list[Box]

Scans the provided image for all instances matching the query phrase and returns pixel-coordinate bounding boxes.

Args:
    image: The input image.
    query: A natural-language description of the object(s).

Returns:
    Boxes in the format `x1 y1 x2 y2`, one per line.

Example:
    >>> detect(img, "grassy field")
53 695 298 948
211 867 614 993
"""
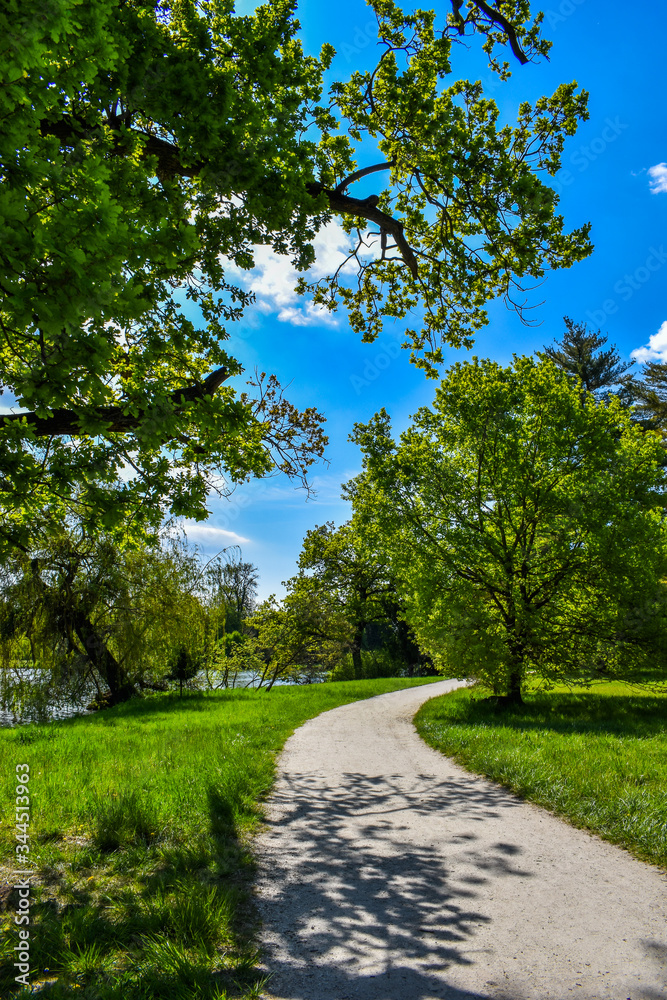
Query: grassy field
415 681 667 870
0 677 439 999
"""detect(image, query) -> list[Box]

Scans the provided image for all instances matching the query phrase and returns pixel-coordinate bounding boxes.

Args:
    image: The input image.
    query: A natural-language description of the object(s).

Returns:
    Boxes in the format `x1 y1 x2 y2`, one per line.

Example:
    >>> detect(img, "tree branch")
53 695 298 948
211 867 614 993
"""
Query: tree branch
0 366 231 438
307 182 418 279
39 119 419 278
471 0 529 64
334 161 394 194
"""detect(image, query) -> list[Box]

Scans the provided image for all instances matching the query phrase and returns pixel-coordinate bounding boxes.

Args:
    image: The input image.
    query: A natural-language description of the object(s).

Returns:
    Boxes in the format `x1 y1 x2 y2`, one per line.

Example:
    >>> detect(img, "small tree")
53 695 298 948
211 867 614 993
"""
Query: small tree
297 522 398 679
167 646 199 698
247 590 351 688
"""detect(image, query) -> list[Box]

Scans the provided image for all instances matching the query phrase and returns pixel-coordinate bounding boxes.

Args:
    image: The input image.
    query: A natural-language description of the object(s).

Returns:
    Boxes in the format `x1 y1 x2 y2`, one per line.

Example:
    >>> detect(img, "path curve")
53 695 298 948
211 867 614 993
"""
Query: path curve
255 680 666 1000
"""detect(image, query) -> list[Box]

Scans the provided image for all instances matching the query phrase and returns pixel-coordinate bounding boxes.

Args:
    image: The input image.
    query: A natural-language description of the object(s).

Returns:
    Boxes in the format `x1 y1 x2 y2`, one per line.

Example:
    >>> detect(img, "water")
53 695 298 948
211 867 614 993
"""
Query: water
0 666 95 728
0 669 294 728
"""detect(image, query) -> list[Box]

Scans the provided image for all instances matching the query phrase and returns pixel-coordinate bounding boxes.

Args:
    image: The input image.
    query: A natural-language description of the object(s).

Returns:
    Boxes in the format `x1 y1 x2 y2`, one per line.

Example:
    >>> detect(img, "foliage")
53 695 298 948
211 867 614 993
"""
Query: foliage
629 360 667 433
252 586 352 686
349 355 667 702
0 0 592 547
166 645 199 697
0 530 262 710
206 552 258 634
415 681 667 868
0 677 439 998
294 520 400 677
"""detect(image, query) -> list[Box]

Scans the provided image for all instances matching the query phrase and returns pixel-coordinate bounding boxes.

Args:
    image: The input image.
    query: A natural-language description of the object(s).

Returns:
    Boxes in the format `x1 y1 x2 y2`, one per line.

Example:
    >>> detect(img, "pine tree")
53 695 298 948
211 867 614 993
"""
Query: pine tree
542 318 633 398
628 362 667 430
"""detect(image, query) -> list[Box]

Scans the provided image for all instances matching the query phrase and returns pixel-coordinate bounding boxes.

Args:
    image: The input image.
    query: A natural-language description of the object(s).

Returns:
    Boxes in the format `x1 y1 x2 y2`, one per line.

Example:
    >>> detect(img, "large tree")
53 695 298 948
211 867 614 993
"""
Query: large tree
0 531 208 706
349 357 667 703
1 0 591 551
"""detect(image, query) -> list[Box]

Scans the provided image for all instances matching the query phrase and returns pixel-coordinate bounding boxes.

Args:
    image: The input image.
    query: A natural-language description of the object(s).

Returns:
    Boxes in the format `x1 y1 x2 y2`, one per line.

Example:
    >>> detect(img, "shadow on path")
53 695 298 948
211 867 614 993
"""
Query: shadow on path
259 769 530 999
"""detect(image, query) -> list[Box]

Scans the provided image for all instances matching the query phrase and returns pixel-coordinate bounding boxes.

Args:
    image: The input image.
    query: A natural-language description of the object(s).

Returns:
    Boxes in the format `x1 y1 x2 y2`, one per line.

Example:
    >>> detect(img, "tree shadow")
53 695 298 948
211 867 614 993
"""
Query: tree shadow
258 770 531 1000
432 691 667 739
0 783 263 998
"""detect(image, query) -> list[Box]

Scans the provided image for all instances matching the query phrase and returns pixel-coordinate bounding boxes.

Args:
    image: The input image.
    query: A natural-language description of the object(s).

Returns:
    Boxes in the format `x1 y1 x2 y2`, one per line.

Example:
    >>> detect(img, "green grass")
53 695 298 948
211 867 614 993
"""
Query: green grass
415 681 667 869
0 677 439 999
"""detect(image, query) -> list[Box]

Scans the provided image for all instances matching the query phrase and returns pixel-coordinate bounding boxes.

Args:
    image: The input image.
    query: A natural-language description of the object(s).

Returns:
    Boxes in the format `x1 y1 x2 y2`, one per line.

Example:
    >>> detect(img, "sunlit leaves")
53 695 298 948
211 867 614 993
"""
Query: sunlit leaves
349 357 667 695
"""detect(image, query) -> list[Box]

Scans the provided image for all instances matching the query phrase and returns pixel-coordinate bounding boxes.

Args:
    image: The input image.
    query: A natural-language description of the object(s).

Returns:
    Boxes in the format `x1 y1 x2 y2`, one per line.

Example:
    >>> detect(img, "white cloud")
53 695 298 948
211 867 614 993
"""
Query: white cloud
180 522 250 546
227 220 374 327
648 163 667 194
631 320 667 363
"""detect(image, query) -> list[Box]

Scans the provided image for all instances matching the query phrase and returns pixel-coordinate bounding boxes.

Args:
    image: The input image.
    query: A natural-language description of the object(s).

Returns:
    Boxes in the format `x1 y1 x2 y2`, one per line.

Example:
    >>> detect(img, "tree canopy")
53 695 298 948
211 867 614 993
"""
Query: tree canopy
348 356 667 702
295 520 397 677
1 0 591 552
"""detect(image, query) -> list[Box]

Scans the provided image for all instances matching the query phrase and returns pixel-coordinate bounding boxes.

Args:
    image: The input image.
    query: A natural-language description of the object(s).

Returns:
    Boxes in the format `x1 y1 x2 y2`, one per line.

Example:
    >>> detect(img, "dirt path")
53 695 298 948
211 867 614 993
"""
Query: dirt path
255 680 666 1000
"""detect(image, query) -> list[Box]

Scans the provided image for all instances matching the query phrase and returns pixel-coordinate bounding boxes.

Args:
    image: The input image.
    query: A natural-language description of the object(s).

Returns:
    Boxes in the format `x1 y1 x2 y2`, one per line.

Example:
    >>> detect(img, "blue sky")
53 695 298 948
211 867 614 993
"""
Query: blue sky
185 0 666 600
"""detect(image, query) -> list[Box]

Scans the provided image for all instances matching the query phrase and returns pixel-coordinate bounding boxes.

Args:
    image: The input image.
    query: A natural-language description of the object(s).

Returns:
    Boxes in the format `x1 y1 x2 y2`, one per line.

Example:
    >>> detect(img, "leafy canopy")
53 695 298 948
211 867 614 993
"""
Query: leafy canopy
348 356 667 700
1 0 591 550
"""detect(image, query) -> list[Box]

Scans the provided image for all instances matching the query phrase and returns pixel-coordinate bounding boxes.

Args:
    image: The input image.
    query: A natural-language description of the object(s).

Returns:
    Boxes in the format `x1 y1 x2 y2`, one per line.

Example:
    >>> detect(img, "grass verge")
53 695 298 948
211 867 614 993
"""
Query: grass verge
0 677 439 999
415 681 667 870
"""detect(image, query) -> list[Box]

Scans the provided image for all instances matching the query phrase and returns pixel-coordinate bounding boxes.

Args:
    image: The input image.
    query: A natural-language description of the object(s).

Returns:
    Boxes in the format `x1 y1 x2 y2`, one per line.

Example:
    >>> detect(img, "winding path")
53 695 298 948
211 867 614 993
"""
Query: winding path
255 680 666 1000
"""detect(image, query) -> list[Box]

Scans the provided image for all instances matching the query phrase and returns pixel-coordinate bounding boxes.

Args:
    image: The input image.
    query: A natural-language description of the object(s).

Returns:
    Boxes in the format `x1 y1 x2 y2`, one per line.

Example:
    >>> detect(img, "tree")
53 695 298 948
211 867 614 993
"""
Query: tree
628 362 667 432
247 590 351 687
1 0 591 551
349 356 667 704
541 317 634 399
206 552 259 633
296 521 397 678
166 645 199 697
0 531 210 707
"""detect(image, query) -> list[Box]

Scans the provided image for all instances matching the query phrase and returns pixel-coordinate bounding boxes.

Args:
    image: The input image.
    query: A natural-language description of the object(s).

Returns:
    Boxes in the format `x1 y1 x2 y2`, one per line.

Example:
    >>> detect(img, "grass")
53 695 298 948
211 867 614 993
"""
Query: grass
0 677 439 999
415 680 667 870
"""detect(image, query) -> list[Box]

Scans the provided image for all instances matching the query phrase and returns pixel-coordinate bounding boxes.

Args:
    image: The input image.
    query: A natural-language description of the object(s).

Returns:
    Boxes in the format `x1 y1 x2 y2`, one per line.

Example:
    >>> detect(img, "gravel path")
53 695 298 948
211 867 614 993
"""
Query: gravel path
255 680 667 1000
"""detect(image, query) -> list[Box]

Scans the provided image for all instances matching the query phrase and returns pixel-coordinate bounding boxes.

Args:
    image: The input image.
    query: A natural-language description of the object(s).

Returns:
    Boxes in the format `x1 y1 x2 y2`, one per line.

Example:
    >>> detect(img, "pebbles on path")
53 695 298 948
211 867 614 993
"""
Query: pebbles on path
256 679 667 1000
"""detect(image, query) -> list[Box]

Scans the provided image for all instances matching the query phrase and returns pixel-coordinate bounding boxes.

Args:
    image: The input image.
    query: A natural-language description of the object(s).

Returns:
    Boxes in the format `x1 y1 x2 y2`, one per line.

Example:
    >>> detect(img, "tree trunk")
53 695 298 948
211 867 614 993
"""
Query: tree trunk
351 645 363 680
73 612 136 705
506 663 524 705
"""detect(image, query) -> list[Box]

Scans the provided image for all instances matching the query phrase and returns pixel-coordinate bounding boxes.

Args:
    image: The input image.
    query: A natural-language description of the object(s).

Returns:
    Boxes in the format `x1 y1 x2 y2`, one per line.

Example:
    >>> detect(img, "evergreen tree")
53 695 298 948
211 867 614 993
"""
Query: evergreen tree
628 362 667 431
542 318 633 398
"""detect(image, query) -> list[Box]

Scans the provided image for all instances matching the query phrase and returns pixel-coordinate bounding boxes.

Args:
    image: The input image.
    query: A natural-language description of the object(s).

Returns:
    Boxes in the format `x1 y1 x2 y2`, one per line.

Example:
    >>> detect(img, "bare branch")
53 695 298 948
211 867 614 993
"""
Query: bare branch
334 160 394 194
